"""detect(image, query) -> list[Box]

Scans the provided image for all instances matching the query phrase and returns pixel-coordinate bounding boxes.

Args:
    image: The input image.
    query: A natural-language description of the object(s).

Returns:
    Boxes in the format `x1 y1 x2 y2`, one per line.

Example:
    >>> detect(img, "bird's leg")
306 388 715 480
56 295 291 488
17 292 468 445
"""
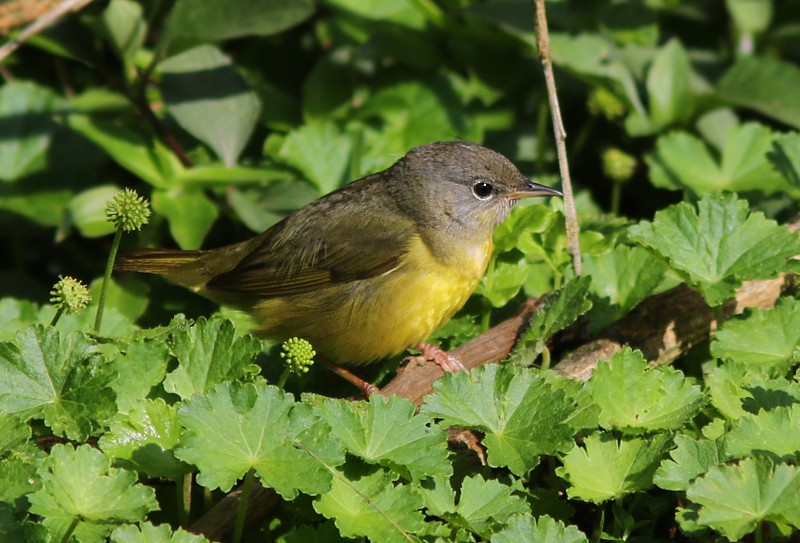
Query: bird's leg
415 342 466 372
318 357 380 397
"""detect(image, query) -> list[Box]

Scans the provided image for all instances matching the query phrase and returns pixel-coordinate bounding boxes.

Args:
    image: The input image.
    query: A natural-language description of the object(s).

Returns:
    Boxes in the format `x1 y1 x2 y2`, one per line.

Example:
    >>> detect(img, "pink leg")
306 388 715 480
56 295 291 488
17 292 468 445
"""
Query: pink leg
319 358 380 396
415 342 466 373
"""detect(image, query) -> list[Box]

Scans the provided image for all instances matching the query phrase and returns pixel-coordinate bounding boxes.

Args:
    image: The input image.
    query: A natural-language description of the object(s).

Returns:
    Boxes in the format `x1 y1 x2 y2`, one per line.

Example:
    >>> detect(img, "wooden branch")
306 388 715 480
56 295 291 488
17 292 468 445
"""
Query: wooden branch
0 0 94 63
533 0 582 275
190 481 279 542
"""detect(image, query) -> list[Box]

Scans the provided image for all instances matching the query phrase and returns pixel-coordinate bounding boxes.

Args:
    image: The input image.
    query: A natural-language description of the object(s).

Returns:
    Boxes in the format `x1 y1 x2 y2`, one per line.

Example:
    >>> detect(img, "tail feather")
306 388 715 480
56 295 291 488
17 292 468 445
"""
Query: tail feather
115 248 202 274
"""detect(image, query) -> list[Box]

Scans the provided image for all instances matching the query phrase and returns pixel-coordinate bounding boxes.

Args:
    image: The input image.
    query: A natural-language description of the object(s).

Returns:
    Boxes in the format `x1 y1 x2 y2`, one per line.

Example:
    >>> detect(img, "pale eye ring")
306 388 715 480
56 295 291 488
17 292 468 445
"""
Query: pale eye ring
472 180 495 200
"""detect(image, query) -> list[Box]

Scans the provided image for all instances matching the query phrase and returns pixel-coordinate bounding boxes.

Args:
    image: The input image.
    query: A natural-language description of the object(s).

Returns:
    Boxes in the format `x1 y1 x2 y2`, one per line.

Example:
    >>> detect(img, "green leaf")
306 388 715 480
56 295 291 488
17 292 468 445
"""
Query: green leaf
583 245 668 332
228 181 317 233
626 38 694 135
111 336 170 412
151 188 219 250
0 299 39 342
165 0 314 44
278 120 353 194
99 399 190 478
315 395 450 481
557 431 672 503
28 444 158 543
112 521 212 543
0 326 116 441
163 316 261 400
628 193 800 306
718 56 800 129
0 418 45 506
727 0 773 34
100 0 147 63
65 115 183 187
591 348 705 433
725 404 800 462
160 45 261 166
711 297 800 371
475 259 529 308
768 131 800 190
357 79 463 167
313 467 425 543
421 365 576 476
491 514 588 543
654 434 723 491
68 184 121 238
324 0 427 28
507 275 592 365
550 33 643 117
646 123 789 195
176 380 344 497
420 475 527 537
0 82 57 182
686 457 800 540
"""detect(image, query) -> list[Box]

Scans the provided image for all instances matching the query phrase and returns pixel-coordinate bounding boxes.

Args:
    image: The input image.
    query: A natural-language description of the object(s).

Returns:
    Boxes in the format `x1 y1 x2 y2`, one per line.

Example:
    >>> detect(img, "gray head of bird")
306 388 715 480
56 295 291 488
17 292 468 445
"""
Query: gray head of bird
388 140 561 236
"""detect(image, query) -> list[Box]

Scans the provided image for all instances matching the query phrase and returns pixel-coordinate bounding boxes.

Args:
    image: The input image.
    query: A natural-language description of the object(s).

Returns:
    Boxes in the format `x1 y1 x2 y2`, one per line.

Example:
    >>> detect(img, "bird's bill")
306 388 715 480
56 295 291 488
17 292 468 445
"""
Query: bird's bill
509 180 563 199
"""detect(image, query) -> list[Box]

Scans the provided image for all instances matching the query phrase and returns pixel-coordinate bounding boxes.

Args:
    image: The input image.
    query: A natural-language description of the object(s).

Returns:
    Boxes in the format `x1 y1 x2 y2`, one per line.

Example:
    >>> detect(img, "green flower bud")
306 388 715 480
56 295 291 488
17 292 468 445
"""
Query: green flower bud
50 276 91 313
602 148 637 184
280 337 315 375
106 188 151 232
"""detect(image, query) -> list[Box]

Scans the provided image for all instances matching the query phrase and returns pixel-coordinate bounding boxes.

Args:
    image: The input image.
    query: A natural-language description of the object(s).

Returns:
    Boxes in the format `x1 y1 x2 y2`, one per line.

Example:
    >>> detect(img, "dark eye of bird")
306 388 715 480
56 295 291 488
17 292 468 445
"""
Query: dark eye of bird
472 181 495 200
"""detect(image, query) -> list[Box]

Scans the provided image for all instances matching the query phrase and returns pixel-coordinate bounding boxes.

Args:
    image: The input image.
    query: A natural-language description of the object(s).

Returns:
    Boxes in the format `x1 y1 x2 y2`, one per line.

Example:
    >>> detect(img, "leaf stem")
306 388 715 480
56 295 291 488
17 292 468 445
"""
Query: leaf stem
540 345 551 370
177 472 192 527
232 468 255 543
59 518 80 543
94 228 123 334
610 181 622 216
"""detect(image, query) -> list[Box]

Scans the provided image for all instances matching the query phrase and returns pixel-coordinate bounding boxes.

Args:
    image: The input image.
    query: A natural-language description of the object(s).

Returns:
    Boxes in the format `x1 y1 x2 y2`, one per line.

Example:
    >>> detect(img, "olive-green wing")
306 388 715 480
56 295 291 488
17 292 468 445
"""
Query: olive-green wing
206 212 414 297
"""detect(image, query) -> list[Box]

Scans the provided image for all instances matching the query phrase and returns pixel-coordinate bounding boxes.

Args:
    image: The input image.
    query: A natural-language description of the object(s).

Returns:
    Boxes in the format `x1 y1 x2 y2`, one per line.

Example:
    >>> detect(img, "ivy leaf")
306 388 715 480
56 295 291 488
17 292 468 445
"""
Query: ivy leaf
422 364 576 476
111 521 211 543
176 380 344 497
686 457 800 540
0 416 44 506
0 326 116 440
475 259 529 308
628 193 800 306
591 348 705 433
163 316 261 400
28 444 158 543
711 297 800 372
583 245 669 332
99 399 190 478
654 434 723 491
707 362 800 420
313 467 425 543
724 404 800 462
557 431 672 503
506 275 593 365
420 475 527 537
491 514 588 543
315 395 450 481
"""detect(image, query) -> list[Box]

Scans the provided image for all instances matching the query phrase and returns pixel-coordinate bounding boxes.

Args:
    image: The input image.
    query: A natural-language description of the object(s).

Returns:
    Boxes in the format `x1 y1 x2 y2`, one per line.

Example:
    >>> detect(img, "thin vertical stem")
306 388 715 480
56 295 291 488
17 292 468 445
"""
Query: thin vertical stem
94 228 123 334
232 468 256 543
533 0 582 276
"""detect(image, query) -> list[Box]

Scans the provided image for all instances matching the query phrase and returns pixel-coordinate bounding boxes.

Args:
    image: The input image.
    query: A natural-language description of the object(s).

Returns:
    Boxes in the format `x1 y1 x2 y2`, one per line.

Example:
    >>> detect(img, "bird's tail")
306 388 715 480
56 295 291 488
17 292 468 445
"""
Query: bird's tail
115 248 207 289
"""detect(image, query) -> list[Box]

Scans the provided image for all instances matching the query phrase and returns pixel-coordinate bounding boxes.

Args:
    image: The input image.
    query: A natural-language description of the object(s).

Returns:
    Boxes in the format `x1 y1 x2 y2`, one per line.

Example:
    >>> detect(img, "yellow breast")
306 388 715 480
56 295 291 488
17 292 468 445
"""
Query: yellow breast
251 234 493 364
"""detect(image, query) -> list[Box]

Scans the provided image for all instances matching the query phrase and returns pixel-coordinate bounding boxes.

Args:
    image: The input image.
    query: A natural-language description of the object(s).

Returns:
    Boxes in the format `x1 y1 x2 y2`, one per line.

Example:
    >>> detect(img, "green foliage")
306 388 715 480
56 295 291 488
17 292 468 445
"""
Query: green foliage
3 0 800 541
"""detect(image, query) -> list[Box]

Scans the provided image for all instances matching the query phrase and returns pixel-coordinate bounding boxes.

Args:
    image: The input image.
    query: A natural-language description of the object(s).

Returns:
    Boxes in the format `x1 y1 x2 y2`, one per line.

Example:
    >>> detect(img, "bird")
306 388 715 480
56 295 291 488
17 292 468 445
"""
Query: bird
115 141 561 389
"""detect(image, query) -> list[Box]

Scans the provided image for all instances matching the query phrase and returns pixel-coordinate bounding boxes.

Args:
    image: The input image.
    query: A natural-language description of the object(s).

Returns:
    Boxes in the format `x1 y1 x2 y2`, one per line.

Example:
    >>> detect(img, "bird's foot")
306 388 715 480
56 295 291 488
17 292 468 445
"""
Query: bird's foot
415 342 466 373
319 357 380 397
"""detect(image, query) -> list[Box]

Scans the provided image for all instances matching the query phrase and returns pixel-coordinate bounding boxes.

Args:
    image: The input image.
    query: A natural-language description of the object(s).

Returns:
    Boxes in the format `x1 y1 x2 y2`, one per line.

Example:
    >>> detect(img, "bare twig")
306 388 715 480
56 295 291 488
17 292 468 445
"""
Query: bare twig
533 0 582 275
0 0 94 64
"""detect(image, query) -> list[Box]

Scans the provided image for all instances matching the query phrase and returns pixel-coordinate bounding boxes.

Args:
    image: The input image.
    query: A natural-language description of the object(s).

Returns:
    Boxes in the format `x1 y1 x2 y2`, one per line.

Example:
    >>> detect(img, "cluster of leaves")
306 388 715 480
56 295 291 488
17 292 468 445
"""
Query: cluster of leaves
3 0 800 541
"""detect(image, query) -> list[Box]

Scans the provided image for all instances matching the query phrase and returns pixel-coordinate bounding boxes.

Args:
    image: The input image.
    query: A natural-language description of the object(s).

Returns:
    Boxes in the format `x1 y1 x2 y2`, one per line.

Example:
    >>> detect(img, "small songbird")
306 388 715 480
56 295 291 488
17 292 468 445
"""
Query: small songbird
116 141 561 382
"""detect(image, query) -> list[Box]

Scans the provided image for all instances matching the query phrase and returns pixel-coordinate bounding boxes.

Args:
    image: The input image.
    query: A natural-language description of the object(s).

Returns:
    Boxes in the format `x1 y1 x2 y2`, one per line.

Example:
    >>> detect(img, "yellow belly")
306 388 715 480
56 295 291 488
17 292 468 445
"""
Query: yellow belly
250 235 491 364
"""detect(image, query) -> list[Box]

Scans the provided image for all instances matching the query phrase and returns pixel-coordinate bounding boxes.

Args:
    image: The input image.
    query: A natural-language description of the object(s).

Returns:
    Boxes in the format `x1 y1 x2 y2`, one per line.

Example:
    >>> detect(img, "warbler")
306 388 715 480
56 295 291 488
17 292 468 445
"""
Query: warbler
116 141 560 372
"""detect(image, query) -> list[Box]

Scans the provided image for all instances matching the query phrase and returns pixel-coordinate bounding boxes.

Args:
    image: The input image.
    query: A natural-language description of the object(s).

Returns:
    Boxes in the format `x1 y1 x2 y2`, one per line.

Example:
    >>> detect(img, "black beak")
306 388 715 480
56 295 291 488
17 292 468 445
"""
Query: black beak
509 179 562 200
